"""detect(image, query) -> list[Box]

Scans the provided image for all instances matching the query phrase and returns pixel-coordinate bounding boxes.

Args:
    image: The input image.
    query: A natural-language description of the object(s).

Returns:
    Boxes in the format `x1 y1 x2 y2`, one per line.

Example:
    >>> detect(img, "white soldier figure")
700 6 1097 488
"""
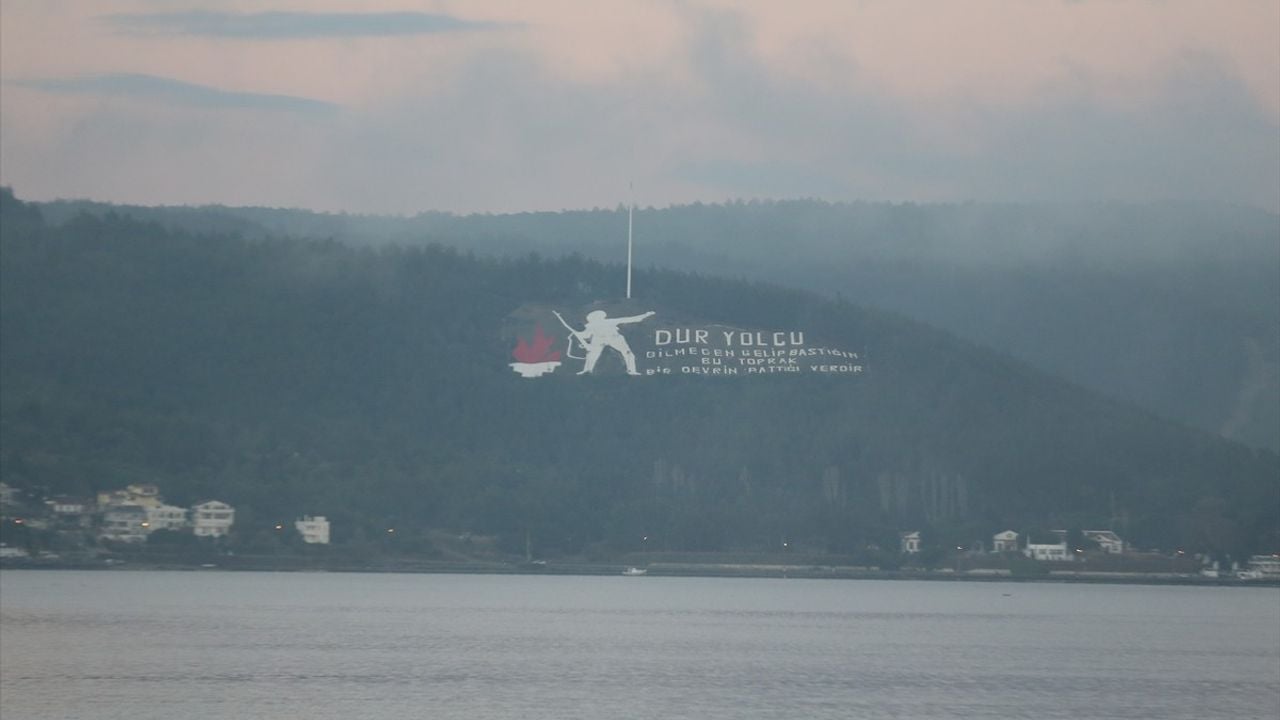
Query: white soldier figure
558 310 655 375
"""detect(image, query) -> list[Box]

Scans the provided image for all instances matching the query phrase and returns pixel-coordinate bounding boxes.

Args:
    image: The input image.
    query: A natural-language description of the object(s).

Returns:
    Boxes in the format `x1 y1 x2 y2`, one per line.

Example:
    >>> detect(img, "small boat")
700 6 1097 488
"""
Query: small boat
622 567 647 576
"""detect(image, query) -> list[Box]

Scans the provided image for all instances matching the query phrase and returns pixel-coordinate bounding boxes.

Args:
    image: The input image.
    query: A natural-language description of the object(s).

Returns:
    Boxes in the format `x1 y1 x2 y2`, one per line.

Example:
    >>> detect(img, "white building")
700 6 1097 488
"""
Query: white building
1082 530 1125 554
1025 540 1072 562
48 496 92 515
900 531 921 554
98 484 164 510
1246 554 1280 577
0 544 30 559
0 482 20 508
125 484 162 508
191 500 235 538
295 516 331 545
145 504 189 533
100 505 149 543
45 496 94 527
992 530 1019 553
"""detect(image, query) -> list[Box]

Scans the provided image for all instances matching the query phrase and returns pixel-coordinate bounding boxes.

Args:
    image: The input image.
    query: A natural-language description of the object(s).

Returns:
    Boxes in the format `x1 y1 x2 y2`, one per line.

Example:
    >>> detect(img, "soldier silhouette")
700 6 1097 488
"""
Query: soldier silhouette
559 310 655 375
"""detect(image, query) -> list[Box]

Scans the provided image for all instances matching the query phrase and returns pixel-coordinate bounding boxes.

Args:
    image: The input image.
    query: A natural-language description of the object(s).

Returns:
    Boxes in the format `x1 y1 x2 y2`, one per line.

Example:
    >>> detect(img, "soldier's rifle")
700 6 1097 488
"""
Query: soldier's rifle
552 311 589 360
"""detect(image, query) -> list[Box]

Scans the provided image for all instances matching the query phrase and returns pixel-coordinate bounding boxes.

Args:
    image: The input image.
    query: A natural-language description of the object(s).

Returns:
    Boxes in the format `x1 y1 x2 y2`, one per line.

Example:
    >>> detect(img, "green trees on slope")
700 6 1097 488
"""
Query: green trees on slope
2 188 1276 558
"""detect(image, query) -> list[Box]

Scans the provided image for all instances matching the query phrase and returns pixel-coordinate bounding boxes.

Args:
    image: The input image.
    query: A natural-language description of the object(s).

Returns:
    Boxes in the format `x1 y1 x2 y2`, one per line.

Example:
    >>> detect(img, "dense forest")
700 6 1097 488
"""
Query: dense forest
3 188 1277 560
40 196 1280 452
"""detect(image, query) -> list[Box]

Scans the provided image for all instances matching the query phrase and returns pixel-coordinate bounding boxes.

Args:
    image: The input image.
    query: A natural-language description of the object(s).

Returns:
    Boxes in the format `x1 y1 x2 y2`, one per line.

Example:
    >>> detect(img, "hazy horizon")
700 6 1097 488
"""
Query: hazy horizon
2 1 1277 215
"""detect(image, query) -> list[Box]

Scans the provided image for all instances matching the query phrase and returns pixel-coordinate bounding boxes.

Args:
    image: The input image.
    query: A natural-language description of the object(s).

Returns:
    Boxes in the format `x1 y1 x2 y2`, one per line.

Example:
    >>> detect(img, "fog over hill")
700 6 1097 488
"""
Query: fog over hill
4 189 1277 559
38 195 1280 452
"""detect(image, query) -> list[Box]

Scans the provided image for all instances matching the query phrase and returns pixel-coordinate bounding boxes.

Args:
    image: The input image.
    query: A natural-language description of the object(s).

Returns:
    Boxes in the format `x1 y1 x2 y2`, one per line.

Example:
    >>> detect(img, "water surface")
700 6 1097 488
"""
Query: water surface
2 570 1277 719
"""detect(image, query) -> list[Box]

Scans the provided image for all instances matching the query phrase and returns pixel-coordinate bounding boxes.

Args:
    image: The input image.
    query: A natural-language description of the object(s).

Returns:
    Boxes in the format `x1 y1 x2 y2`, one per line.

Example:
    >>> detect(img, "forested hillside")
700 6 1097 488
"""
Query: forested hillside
40 196 1280 452
4 189 1277 559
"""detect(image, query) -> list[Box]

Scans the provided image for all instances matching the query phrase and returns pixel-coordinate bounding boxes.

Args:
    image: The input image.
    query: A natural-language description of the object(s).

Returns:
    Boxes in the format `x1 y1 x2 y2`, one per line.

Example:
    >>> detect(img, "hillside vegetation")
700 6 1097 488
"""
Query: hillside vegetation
4 189 1277 559
40 196 1280 452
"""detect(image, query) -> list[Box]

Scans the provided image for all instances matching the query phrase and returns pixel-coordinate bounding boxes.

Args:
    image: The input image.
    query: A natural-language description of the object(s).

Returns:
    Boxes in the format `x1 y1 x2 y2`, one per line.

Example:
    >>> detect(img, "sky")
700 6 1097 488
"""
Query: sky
2 0 1277 214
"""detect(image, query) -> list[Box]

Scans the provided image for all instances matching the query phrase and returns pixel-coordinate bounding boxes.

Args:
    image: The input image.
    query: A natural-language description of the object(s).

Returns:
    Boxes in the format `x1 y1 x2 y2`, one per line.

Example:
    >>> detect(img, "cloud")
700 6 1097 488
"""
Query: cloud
102 11 509 39
3 6 1276 214
957 51 1280 209
653 6 945 201
655 8 1280 210
17 73 339 114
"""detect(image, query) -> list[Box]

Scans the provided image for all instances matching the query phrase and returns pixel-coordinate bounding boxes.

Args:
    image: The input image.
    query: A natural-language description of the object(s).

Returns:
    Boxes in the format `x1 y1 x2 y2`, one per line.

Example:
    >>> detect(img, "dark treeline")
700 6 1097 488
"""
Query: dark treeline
4 188 1277 559
40 195 1280 452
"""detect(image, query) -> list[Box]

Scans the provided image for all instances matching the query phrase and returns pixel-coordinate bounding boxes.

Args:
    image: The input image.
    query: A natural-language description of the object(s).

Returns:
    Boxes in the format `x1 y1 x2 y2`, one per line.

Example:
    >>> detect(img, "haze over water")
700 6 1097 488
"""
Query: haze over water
2 571 1277 719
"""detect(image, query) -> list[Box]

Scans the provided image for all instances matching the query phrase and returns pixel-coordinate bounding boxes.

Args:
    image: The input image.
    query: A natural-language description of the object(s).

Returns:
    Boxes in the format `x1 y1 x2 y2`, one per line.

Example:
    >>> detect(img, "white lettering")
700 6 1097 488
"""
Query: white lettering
810 365 864 373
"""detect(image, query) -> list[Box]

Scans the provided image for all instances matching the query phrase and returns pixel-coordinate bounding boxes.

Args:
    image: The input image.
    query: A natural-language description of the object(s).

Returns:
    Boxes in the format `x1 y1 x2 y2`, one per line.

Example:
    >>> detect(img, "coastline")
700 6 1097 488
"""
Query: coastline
3 556 1277 588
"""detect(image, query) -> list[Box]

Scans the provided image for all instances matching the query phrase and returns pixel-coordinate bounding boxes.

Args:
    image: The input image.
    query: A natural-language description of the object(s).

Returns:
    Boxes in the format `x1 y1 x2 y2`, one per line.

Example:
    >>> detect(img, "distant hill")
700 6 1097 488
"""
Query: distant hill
5 188 1277 559
37 196 1280 453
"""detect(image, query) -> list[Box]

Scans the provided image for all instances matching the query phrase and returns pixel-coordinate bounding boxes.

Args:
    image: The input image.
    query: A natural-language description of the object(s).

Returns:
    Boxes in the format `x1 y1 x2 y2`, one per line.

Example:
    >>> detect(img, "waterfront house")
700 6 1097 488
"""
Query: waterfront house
46 496 95 527
295 516 331 545
992 530 1019 553
100 505 149 543
97 484 164 509
124 484 162 508
0 544 30 559
1082 530 1125 554
1246 554 1280 577
0 482 19 509
1024 540 1072 562
47 496 93 515
191 500 235 538
900 531 921 554
145 504 189 533
97 489 130 508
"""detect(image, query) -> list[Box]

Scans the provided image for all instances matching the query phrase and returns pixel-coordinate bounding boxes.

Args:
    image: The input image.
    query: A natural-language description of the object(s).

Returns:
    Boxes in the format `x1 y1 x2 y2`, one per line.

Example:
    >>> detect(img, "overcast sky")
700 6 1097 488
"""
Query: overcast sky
2 1 1277 214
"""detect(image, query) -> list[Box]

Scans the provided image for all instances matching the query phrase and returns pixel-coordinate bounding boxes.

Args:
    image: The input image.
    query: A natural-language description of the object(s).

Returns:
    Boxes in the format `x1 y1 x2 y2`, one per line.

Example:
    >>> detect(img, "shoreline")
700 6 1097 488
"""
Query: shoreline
3 558 1276 588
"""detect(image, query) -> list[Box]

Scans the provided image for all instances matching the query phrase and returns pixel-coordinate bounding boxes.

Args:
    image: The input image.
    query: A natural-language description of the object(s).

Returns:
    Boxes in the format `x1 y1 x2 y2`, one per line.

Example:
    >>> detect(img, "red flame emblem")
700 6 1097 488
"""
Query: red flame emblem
512 325 561 363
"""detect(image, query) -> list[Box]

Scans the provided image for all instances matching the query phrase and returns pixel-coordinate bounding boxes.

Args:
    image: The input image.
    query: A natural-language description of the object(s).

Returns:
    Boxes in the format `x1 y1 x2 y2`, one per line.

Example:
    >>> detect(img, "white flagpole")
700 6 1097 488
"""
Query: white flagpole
626 183 634 299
